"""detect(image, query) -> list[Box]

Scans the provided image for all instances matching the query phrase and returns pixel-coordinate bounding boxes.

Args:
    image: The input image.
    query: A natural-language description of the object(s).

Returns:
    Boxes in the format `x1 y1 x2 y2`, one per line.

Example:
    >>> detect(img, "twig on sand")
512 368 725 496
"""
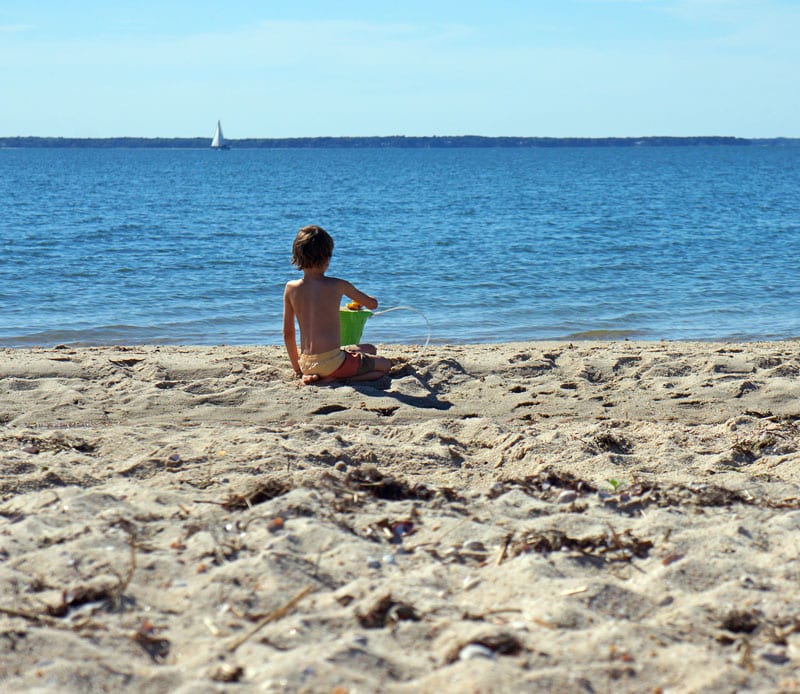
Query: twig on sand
110 525 138 611
0 604 106 636
606 522 623 547
121 533 137 591
463 607 523 621
496 533 512 566
0 605 59 625
560 586 589 596
738 637 754 672
226 586 313 653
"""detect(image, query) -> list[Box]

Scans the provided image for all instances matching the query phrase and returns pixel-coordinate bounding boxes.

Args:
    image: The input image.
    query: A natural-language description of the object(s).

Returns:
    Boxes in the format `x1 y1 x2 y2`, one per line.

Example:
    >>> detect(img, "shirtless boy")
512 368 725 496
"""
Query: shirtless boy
283 225 392 384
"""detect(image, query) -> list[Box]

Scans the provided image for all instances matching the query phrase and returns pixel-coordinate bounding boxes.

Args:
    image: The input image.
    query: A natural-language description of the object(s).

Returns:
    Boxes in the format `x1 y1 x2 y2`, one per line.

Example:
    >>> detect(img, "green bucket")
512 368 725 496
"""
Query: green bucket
339 308 372 346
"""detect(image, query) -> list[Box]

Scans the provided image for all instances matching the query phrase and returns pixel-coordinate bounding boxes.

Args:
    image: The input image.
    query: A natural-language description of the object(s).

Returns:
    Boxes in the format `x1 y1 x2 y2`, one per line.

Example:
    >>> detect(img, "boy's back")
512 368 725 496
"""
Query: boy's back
285 273 351 355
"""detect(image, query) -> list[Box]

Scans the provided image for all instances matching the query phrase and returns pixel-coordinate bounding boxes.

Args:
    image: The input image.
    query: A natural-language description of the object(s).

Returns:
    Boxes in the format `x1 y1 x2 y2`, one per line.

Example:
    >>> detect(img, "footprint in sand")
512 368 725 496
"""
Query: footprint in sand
311 404 349 415
735 381 760 398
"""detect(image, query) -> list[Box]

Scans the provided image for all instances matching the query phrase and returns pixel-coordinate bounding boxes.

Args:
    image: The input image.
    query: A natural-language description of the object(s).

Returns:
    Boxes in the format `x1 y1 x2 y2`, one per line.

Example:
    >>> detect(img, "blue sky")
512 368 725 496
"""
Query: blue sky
1 0 798 138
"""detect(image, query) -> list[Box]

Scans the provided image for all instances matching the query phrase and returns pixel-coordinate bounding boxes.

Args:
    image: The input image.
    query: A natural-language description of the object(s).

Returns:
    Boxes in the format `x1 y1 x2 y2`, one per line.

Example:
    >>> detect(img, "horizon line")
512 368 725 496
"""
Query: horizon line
3 134 797 140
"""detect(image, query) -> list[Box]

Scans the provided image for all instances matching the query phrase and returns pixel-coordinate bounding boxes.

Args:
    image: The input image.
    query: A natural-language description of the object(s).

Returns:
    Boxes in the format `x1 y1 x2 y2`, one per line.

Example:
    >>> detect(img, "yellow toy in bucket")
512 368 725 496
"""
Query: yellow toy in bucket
340 301 372 346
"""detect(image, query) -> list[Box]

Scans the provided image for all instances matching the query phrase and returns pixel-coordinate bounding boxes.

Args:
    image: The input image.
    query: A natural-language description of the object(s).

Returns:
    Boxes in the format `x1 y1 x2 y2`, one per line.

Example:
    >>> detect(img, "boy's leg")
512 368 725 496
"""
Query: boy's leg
302 352 390 385
343 351 390 375
373 356 391 373
346 343 377 355
345 356 391 381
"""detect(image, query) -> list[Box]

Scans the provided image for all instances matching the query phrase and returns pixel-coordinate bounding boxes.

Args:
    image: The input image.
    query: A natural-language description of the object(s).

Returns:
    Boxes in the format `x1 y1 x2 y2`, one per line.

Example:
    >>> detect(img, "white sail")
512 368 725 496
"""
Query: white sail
211 120 225 148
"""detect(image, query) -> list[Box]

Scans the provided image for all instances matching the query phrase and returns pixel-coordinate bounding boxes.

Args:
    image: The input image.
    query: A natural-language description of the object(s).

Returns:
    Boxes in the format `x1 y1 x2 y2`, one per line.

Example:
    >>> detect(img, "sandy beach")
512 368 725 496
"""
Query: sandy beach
1 340 799 692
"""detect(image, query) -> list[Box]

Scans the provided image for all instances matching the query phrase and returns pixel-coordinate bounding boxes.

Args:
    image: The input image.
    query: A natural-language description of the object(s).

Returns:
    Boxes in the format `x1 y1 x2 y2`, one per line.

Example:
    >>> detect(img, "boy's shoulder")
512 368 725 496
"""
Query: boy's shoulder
285 275 345 291
308 274 347 288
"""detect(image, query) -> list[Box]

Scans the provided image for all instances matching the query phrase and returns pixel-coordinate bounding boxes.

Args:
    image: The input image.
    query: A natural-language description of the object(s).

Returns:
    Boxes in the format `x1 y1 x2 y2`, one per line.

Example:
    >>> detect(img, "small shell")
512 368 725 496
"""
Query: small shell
557 490 577 504
459 644 496 661
463 576 480 591
463 540 487 553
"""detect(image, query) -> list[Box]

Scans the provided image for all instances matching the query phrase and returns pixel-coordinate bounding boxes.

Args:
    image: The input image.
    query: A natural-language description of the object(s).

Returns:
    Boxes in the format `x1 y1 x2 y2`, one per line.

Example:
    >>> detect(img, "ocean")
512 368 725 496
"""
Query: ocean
1 145 798 347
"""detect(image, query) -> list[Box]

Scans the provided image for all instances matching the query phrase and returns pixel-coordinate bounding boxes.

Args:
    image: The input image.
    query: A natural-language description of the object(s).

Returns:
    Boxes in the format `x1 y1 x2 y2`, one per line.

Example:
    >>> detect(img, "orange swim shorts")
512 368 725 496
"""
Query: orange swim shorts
327 350 376 379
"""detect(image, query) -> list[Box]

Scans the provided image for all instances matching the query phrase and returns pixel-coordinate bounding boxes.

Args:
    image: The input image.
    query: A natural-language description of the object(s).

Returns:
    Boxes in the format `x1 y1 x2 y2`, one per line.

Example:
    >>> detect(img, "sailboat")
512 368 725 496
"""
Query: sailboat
210 120 229 150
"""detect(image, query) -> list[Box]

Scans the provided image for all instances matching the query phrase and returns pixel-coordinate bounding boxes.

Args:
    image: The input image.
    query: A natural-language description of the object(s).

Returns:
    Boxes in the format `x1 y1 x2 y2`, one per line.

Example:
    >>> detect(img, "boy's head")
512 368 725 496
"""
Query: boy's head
292 225 334 269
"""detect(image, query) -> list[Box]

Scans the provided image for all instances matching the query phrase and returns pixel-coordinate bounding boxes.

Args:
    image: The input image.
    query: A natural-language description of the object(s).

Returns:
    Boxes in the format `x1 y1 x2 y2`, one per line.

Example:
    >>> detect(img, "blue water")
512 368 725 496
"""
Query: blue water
1 146 798 346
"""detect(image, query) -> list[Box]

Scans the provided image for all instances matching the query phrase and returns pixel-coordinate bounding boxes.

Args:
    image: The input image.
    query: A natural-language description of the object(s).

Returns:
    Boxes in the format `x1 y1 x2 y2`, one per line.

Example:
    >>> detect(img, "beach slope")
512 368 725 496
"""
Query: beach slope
2 341 799 692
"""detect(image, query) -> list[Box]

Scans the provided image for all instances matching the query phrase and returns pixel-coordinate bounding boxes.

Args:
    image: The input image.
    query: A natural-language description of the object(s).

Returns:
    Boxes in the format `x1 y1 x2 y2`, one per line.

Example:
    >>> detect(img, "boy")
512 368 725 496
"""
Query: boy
283 225 392 385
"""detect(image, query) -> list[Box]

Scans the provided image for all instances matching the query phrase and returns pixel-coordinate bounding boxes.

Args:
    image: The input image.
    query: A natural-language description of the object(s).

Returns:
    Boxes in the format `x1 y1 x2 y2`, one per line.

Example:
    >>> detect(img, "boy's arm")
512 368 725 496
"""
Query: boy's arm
282 286 302 376
342 280 378 311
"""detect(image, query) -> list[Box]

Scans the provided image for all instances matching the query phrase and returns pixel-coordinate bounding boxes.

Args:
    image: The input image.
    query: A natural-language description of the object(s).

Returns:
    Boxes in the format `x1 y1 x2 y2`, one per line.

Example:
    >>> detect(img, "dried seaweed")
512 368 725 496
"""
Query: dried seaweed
356 594 420 628
221 479 290 510
132 630 171 663
510 526 652 563
488 470 597 501
721 609 761 634
47 584 117 617
603 482 800 513
588 432 633 455
345 467 464 503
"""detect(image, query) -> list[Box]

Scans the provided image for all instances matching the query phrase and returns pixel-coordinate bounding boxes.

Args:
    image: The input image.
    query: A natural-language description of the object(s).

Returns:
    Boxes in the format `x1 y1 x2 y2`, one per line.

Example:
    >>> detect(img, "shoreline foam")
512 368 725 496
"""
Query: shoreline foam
2 342 799 691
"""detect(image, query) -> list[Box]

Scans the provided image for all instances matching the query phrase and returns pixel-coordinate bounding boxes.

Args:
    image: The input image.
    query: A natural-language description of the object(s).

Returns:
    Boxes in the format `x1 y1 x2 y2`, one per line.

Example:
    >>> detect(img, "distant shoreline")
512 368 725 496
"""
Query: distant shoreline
1 135 798 149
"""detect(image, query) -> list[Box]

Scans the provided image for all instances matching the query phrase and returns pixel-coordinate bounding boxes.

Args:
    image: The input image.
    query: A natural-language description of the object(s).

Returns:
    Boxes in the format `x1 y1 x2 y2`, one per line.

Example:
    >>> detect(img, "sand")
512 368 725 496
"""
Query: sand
1 340 799 693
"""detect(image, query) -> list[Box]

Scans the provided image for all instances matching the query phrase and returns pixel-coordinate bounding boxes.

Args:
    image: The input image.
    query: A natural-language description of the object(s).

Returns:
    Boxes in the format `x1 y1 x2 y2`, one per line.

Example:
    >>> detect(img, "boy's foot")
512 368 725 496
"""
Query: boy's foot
302 373 336 385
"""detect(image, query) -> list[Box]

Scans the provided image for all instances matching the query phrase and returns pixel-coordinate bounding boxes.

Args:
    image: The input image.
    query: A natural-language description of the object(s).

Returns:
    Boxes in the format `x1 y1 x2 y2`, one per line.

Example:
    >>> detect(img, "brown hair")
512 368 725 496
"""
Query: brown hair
291 225 334 269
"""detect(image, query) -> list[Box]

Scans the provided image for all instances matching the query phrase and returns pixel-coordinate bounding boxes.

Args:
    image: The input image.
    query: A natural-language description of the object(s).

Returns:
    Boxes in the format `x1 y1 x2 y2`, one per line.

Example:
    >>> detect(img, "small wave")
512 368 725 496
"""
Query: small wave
0 317 275 348
0 325 169 347
563 329 649 340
